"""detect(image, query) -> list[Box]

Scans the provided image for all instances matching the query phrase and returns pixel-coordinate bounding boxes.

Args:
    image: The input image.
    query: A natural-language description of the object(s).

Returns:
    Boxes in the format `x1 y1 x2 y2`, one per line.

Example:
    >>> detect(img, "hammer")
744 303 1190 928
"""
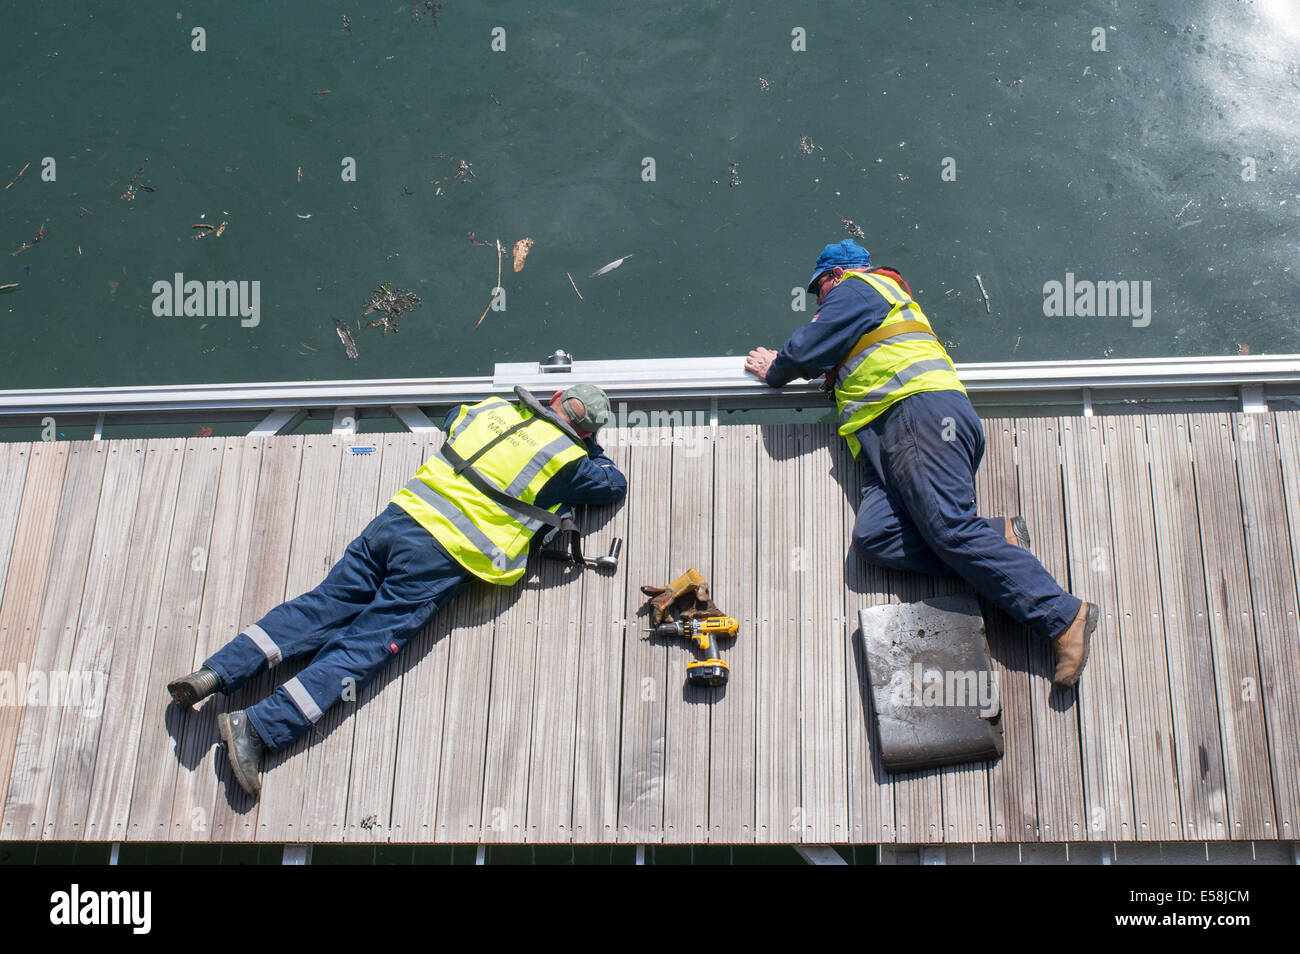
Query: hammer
540 536 622 571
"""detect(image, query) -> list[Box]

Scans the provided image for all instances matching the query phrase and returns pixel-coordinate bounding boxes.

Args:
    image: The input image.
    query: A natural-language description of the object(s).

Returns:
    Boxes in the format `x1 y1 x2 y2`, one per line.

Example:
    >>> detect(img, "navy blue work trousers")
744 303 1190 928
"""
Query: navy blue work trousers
205 503 472 750
850 390 1080 641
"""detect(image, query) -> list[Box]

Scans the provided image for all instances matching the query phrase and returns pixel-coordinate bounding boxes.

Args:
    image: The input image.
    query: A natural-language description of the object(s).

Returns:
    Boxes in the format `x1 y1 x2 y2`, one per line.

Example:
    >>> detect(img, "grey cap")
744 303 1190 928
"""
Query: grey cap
560 383 611 432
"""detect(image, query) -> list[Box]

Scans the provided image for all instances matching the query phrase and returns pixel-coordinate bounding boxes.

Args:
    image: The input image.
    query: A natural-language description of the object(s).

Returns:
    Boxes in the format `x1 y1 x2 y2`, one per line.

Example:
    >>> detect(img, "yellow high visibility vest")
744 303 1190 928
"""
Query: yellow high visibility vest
391 397 588 584
832 270 966 457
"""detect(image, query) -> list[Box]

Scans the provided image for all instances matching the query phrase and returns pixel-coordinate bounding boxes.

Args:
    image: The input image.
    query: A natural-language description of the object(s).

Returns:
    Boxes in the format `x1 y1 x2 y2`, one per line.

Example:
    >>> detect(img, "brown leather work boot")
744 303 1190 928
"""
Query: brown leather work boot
1052 602 1099 687
1003 516 1031 549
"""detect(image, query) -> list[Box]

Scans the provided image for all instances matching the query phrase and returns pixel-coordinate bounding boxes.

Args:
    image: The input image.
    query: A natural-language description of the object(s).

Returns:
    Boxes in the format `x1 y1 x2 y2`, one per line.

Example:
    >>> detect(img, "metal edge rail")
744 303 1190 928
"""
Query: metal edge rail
1 354 1298 437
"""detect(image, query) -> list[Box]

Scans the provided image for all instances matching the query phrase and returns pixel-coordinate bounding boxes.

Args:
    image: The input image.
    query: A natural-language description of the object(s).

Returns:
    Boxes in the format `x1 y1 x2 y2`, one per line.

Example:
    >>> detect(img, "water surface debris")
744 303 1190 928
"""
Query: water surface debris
590 254 632 278
361 283 421 336
411 2 442 25
798 136 815 156
119 158 153 201
512 237 534 272
297 165 302 184
758 77 771 91
334 318 359 359
475 240 504 328
190 223 215 240
566 271 583 300
341 14 351 34
1175 199 1194 219
4 162 30 190
11 224 50 256
975 274 991 313
728 160 741 188
839 216 865 241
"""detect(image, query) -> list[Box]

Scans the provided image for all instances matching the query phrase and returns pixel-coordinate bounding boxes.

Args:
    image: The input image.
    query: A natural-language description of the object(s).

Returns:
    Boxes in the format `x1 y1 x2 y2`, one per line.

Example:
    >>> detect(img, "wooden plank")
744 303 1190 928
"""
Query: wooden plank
797 424 849 843
478 563 543 843
1015 418 1085 841
257 436 345 842
390 434 476 844
571 427 633 843
523 492 591 842
45 440 148 839
838 437 895 843
1144 415 1228 839
1059 415 1135 841
1102 416 1182 840
343 434 420 842
127 437 226 841
708 425 759 842
0 443 32 626
1231 412 1300 838
2 441 106 840
0 442 59 825
974 417 1038 843
616 426 672 842
1188 414 1276 838
173 438 262 843
429 580 498 841
754 425 801 842
82 439 186 840
207 437 302 841
662 424 714 844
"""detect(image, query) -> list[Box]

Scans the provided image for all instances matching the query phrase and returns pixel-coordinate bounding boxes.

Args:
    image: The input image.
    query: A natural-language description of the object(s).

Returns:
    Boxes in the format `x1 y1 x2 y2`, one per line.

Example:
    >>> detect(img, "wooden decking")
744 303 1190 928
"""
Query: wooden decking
0 411 1298 845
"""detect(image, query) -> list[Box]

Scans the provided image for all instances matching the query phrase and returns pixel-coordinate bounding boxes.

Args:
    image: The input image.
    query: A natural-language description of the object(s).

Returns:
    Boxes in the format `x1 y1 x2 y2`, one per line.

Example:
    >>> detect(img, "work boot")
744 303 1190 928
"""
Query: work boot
167 666 222 709
217 710 266 799
1052 602 1099 687
1003 516 1031 550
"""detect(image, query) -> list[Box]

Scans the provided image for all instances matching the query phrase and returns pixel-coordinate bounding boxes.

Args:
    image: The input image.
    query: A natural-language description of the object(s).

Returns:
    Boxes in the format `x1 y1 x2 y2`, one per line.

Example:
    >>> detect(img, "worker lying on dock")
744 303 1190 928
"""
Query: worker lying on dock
746 240 1098 686
167 384 626 798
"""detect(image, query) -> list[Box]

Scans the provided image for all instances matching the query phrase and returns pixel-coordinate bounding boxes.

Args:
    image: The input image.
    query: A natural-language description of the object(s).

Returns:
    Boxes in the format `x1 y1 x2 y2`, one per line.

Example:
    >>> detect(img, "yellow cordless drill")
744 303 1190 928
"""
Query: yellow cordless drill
645 616 739 687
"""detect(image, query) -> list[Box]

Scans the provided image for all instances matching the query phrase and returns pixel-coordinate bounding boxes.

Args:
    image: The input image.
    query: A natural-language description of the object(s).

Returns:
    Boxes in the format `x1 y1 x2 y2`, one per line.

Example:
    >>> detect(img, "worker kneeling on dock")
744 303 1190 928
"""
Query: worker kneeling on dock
746 240 1098 686
167 384 625 798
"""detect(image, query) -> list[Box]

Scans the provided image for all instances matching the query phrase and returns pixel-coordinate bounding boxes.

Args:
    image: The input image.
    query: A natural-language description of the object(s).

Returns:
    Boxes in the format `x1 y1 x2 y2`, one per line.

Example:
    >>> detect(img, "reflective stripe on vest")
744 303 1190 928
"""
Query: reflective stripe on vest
391 399 588 584
833 270 966 456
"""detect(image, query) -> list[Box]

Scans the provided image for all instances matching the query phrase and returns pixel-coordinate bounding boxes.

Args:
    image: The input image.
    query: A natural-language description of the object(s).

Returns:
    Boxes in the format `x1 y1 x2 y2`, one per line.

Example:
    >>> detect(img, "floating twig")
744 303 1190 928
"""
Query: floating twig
475 240 504 328
297 165 302 184
590 254 632 278
566 271 583 301
299 341 318 352
1175 199 1194 219
334 318 359 359
313 89 333 95
4 162 30 190
76 205 93 217
10 223 50 256
975 274 991 313
0 282 19 292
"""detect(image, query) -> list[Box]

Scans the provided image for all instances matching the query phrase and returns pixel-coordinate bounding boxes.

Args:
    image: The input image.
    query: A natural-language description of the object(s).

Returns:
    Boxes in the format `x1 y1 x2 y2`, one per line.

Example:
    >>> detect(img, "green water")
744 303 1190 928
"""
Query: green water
2 0 1298 391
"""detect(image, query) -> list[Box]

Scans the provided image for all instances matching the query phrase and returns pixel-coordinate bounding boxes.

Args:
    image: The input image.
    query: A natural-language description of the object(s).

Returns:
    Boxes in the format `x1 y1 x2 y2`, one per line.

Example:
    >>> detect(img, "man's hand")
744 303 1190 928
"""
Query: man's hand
745 347 778 382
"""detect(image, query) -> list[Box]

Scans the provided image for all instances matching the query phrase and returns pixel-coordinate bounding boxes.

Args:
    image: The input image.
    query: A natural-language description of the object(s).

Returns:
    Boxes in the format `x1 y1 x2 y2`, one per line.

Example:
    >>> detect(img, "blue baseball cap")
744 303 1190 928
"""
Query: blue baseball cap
806 239 872 292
